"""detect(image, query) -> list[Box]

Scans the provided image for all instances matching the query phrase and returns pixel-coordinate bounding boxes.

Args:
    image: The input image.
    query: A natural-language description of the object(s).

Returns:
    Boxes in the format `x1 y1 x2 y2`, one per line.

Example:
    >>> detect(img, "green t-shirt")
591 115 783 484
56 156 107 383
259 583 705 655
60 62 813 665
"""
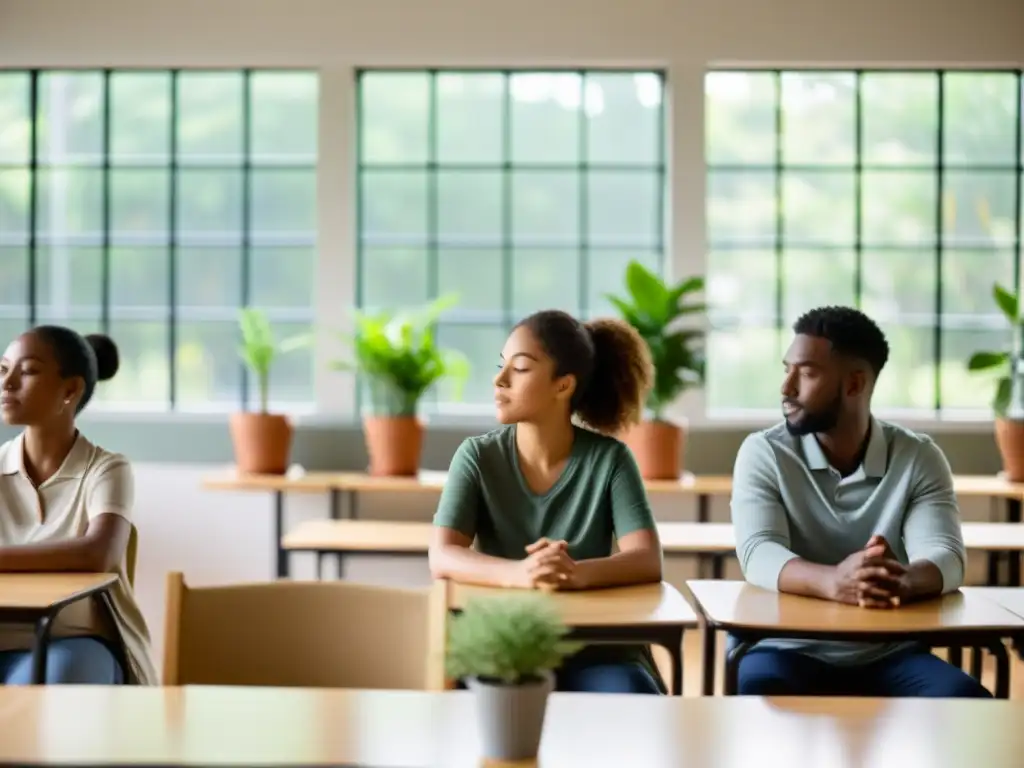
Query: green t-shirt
433 423 665 690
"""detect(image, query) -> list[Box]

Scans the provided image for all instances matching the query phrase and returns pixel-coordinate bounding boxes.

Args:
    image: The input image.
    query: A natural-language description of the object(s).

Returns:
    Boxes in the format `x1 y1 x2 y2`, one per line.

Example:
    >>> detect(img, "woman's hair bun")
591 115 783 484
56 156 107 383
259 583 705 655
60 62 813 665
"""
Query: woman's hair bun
85 334 120 382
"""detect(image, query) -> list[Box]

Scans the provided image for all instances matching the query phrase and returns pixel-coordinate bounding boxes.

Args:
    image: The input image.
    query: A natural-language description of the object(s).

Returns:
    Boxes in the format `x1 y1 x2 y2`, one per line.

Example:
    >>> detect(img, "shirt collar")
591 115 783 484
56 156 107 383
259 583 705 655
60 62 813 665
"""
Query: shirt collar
1 432 92 481
800 417 888 478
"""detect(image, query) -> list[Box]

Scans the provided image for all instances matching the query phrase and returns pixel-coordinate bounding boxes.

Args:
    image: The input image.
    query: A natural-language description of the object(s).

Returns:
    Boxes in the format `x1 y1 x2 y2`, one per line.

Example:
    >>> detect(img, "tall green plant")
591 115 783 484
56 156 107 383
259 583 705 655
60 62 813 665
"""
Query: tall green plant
237 308 307 414
966 281 1021 416
333 294 470 416
446 594 582 685
605 260 706 421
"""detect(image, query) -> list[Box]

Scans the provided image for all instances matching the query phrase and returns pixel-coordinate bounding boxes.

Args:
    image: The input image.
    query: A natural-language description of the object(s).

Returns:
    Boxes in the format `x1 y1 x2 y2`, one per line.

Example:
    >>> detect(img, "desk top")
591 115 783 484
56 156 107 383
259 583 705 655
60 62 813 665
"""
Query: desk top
961 587 1024 622
0 573 118 612
282 519 435 551
658 522 735 552
687 580 1024 636
0 686 1020 767
450 580 698 628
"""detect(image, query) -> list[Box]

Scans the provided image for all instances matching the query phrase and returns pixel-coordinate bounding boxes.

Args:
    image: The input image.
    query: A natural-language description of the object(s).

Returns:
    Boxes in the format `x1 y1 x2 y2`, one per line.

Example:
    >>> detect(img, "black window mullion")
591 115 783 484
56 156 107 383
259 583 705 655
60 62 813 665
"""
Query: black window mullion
168 70 179 408
655 72 667 274
27 71 39 327
501 71 513 332
578 70 589 318
427 71 439 410
100 69 112 335
853 71 864 308
240 69 253 410
773 71 785 357
1013 70 1023 305
933 72 946 414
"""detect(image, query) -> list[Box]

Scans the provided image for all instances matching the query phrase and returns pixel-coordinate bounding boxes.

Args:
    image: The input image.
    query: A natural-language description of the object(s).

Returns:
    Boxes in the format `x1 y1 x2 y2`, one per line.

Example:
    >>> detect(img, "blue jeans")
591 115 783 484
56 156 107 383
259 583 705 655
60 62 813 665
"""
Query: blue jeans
0 637 124 685
555 659 661 694
737 646 991 698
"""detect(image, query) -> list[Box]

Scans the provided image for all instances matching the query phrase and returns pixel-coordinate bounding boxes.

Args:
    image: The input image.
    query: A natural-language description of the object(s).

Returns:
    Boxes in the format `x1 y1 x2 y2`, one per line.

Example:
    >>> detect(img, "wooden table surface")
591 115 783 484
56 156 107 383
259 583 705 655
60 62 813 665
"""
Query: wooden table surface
687 580 1024 635
0 573 118 610
450 580 698 628
962 586 1024 620
282 519 436 551
0 686 1019 767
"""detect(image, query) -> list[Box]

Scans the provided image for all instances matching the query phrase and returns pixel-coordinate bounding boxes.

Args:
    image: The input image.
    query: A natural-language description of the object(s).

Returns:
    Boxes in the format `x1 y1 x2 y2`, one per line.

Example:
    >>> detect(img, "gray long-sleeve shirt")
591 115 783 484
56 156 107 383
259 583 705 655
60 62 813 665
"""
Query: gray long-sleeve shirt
730 418 966 665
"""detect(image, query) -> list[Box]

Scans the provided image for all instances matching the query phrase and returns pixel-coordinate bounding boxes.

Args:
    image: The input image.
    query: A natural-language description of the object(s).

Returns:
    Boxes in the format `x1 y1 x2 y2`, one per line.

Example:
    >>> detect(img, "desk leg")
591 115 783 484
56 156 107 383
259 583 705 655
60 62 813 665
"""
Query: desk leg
348 490 360 520
658 629 684 697
701 619 716 696
697 495 709 523
712 555 725 580
30 613 55 684
1009 499 1022 587
330 489 341 520
989 640 1011 699
724 640 754 696
274 491 288 579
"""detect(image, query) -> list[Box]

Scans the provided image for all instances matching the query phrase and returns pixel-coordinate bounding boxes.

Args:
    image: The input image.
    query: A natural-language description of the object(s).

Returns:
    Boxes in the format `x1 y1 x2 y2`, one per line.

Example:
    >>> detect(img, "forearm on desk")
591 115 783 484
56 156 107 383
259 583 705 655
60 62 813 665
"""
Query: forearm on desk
574 548 662 590
428 544 518 587
0 538 108 573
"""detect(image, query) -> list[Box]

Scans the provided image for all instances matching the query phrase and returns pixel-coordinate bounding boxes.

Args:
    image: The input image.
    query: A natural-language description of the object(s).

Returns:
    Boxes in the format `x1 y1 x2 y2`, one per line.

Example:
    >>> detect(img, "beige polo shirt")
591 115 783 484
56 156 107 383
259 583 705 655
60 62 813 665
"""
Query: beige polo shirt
0 432 158 685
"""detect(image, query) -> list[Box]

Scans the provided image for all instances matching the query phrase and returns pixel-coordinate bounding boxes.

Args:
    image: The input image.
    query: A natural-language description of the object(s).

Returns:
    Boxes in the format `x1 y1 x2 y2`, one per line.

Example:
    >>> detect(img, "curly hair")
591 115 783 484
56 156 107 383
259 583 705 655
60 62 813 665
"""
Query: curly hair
792 305 890 377
516 310 653 435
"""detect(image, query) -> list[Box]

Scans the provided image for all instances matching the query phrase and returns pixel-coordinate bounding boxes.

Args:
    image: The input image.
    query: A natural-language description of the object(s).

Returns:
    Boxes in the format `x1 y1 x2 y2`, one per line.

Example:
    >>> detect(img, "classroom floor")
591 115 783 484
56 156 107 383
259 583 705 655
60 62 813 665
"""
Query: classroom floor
673 632 1024 698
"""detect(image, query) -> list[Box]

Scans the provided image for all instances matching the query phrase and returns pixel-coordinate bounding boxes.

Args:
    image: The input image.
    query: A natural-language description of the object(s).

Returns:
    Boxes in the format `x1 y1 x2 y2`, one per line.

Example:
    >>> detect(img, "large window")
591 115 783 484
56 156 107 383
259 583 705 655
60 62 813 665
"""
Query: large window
706 70 1023 419
0 69 318 412
357 69 666 412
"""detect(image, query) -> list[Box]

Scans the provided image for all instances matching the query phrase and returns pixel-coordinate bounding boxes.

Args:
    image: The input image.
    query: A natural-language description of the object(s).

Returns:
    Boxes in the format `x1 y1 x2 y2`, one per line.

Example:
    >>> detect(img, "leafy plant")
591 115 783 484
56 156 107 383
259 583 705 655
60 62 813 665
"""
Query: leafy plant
238 308 308 414
967 281 1021 416
446 593 582 685
333 294 470 417
605 260 706 421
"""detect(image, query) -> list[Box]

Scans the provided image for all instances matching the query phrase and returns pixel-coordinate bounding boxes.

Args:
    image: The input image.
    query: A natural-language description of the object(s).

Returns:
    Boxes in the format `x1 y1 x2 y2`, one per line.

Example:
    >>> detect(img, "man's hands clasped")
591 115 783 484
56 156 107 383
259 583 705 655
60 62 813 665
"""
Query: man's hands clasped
510 538 582 591
830 534 908 609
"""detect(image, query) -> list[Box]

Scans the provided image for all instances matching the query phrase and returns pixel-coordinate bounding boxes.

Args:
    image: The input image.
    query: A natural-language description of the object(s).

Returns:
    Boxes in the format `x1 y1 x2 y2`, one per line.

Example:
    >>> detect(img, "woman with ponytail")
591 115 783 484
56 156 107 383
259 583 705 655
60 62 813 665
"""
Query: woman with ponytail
429 310 665 694
0 326 156 685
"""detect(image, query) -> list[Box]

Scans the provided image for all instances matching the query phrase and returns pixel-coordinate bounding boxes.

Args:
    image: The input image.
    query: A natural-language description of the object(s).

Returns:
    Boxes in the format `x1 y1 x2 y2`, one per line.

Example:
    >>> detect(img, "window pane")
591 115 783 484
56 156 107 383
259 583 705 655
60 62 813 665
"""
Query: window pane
781 72 856 166
0 169 30 236
435 323 505 405
944 73 1018 166
706 326 780 412
861 171 936 246
437 73 504 164
943 249 1015 317
942 327 1010 412
110 169 169 241
250 247 315 308
707 248 776 324
36 169 104 239
781 171 855 244
511 171 578 245
782 249 855 323
586 73 662 165
588 171 659 247
176 170 243 240
438 249 503 314
248 320 313 406
34 247 101 316
862 249 936 320
510 73 581 164
513 249 578 316
177 321 240 406
706 170 776 246
872 323 935 411
359 248 428 309
437 171 502 241
37 72 103 164
250 169 316 237
177 72 243 162
100 320 170 408
588 250 660 318
177 247 240 307
250 72 317 162
360 72 430 164
943 170 1017 248
861 73 938 166
361 171 428 242
0 247 28 307
705 72 777 165
111 247 168 308
0 73 31 164
110 72 170 162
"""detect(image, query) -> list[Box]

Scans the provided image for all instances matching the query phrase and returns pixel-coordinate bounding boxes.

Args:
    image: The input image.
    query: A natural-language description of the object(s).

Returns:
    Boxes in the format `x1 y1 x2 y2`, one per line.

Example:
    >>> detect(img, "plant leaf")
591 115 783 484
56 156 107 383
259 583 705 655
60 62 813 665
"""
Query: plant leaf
993 282 1018 324
967 351 1009 371
995 376 1012 416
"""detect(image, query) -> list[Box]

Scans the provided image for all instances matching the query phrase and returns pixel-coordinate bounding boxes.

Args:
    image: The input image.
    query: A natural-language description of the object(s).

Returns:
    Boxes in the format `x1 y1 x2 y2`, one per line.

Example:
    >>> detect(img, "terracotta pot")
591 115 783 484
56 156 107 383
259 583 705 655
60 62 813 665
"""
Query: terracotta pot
363 415 423 476
623 419 685 480
229 412 293 475
995 417 1024 481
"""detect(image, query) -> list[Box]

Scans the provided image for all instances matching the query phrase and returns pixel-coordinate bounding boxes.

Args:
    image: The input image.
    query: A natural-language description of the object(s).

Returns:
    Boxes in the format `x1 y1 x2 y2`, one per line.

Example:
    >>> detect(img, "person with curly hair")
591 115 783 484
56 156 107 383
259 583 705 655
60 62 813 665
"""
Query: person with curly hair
429 309 665 694
730 305 988 698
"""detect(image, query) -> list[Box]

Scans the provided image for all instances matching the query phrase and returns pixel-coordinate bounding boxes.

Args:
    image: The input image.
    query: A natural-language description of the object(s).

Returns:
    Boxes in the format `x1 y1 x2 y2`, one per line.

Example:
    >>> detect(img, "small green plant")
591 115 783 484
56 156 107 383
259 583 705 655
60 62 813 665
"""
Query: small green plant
605 260 706 421
967 281 1021 416
333 294 470 416
237 308 307 413
446 594 582 685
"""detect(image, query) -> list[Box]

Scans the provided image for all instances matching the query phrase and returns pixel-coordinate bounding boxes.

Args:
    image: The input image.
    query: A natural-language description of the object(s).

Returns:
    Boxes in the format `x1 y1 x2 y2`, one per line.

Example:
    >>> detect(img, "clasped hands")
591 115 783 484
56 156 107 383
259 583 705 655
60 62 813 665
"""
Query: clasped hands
511 537 582 591
831 534 909 609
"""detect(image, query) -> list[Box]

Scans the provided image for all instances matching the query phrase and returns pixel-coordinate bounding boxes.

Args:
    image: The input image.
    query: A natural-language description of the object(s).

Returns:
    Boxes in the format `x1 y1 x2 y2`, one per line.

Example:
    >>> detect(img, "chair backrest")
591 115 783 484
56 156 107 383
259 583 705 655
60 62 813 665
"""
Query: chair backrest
126 524 139 588
162 572 450 690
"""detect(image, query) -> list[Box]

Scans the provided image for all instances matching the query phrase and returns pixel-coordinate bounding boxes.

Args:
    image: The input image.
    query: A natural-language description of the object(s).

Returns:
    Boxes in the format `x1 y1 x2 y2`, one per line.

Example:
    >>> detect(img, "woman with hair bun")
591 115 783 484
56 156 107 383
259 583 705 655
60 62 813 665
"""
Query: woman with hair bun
429 309 665 694
0 325 156 685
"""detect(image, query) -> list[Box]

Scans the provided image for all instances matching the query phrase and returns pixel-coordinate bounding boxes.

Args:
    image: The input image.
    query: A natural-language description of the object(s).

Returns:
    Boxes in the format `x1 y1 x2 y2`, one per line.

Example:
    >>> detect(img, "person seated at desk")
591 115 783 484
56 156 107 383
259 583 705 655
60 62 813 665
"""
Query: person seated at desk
429 309 665 694
0 326 157 685
731 305 989 698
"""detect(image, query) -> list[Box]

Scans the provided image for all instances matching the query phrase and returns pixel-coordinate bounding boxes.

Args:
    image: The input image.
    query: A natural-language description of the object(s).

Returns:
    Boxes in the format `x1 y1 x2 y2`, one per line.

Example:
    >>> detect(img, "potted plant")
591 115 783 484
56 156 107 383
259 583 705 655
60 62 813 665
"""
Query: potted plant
229 308 307 475
446 593 581 761
605 260 706 479
967 281 1024 481
334 294 469 476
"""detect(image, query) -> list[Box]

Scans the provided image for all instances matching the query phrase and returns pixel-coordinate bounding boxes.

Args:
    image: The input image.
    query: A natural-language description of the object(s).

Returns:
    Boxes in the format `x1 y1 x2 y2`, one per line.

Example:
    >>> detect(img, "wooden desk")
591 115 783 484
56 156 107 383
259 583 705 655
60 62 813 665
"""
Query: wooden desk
688 579 1024 698
451 581 696 696
0 573 119 684
0 686 1020 766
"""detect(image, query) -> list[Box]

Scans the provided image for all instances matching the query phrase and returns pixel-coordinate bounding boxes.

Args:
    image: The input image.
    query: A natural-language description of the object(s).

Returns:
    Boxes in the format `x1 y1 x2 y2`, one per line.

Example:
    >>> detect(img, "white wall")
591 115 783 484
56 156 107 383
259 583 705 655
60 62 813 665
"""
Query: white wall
5 0 1022 675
